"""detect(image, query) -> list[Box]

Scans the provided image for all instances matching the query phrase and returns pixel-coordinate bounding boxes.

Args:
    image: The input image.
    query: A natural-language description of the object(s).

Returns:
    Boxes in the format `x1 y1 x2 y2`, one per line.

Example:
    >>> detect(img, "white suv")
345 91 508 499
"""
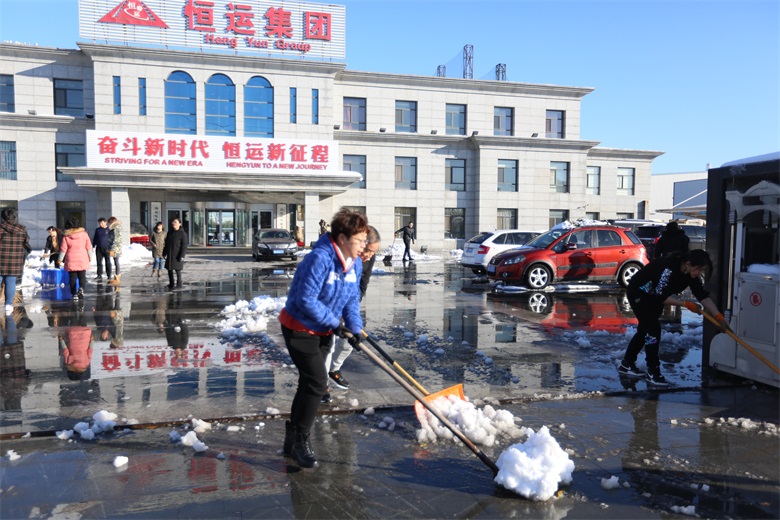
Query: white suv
461 229 540 274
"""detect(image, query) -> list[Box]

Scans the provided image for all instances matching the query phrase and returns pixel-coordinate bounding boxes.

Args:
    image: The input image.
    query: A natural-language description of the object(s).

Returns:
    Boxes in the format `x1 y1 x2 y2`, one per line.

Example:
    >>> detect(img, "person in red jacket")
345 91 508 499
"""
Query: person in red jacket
58 216 93 300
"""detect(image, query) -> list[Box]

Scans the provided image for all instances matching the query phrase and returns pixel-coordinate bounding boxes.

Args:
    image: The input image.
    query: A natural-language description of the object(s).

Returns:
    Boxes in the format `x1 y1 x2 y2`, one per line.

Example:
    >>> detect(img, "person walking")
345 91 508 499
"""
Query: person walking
618 249 729 386
654 221 690 258
107 217 123 285
0 209 30 314
43 226 63 268
163 217 188 290
278 208 367 468
149 221 166 279
323 225 381 400
92 218 111 282
395 221 415 262
58 216 93 301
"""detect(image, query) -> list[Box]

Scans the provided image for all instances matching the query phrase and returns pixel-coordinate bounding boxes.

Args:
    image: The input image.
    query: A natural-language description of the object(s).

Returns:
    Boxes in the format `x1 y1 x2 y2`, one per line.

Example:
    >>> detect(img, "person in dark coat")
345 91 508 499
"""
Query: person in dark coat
395 221 415 262
163 217 188 289
618 249 729 386
92 218 111 281
43 226 63 268
654 221 690 258
0 208 31 313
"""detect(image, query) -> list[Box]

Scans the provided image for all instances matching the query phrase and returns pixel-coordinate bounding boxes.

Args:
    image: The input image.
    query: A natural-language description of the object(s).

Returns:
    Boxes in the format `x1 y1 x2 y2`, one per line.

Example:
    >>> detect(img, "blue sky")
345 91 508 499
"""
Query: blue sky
1 0 778 174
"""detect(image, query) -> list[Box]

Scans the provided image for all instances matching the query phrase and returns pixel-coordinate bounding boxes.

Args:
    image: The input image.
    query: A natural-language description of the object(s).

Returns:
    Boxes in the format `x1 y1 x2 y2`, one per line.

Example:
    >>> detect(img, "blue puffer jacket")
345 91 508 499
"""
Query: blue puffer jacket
283 232 363 335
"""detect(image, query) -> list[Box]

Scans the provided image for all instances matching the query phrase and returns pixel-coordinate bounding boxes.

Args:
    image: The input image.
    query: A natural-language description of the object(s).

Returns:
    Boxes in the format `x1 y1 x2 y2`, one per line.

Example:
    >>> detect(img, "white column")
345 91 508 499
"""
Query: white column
304 191 320 247
108 188 131 229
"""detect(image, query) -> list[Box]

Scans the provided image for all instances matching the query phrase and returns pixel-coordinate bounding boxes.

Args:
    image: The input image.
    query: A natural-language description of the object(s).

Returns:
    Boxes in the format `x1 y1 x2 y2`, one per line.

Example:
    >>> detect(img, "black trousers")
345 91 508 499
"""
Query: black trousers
69 271 86 295
282 325 332 432
95 247 111 277
623 298 663 372
168 269 182 287
402 240 412 261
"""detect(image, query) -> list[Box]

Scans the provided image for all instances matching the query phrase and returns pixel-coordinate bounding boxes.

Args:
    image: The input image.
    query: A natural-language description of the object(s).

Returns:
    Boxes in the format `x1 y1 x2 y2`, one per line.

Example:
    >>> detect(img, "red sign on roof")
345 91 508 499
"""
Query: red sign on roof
99 0 169 28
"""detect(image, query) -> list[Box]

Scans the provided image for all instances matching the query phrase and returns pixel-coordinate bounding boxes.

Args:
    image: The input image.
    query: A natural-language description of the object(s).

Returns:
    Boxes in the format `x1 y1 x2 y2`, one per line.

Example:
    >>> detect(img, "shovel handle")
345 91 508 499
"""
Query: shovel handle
353 334 499 476
702 311 780 375
362 330 430 395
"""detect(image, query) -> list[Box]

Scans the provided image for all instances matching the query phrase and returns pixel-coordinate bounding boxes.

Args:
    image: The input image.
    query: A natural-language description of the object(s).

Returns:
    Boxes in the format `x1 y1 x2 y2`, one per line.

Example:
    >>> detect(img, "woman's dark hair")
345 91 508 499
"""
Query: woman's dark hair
66 216 80 229
47 226 57 232
107 216 118 225
684 249 712 280
155 221 164 229
330 208 369 240
1 208 17 223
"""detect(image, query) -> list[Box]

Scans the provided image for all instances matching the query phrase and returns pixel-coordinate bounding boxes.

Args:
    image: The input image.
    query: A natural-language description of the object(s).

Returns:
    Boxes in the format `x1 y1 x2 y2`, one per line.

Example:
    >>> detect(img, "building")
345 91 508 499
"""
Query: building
650 171 708 222
0 1 663 250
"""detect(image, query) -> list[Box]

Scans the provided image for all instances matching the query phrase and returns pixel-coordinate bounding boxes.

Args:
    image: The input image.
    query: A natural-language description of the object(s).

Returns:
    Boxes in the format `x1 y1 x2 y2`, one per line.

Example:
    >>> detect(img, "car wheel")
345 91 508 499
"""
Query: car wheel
526 293 552 314
618 263 642 288
525 264 552 289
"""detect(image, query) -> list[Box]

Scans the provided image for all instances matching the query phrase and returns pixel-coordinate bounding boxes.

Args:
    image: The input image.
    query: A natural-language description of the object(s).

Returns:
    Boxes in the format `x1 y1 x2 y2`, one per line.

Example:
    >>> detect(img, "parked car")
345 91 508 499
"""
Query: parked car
634 223 707 258
461 229 541 274
252 228 298 261
486 225 649 289
129 222 150 248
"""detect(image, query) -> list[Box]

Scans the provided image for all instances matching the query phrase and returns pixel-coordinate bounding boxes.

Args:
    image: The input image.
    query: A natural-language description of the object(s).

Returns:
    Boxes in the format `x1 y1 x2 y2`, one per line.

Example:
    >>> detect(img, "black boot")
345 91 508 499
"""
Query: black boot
282 420 295 456
292 430 318 468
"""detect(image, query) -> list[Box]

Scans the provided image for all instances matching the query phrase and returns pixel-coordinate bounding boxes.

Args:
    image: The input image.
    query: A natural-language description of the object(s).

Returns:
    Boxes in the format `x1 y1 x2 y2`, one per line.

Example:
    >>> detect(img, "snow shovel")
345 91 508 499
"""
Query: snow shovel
700 310 780 375
382 237 399 263
348 331 499 476
361 330 466 401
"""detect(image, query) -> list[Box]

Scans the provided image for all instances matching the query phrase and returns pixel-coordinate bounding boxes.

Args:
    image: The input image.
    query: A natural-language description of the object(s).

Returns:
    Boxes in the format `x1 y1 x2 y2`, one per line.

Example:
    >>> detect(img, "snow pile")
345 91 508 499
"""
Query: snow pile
671 505 696 516
600 475 621 489
216 295 287 336
6 450 20 461
181 431 209 452
113 456 129 468
191 418 212 433
494 426 575 501
416 395 524 446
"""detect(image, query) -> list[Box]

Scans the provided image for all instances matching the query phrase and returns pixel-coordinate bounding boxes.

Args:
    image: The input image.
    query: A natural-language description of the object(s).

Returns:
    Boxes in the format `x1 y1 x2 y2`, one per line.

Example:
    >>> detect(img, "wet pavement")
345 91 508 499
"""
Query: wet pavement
1 254 778 518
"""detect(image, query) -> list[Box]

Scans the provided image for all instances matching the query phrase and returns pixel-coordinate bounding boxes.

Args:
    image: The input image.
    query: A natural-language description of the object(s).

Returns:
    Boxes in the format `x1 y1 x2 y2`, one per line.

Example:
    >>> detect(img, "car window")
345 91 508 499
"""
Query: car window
682 225 704 238
511 232 535 245
492 233 508 245
526 229 565 249
597 229 622 247
635 226 663 239
566 230 592 248
466 232 492 244
624 230 642 245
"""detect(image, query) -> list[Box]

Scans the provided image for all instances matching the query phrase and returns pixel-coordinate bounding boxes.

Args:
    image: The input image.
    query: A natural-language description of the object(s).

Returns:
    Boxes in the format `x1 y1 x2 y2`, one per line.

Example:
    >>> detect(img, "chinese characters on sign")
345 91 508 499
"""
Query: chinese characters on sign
86 130 337 175
81 0 345 60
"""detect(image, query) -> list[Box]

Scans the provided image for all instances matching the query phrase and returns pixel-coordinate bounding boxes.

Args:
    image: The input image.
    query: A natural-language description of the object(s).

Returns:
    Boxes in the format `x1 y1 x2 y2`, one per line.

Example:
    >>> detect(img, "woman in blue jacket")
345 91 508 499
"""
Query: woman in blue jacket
278 208 368 468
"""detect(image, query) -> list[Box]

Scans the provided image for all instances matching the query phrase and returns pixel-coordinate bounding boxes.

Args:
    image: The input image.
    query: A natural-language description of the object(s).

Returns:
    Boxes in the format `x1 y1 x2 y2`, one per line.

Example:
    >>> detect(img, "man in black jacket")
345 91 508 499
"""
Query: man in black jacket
654 221 689 258
92 218 111 281
395 221 415 262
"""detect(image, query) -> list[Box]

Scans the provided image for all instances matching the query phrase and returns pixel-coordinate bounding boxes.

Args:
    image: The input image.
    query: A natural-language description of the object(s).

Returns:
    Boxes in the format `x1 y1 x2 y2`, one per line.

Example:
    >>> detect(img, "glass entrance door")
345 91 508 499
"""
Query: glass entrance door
207 210 235 246
167 208 191 239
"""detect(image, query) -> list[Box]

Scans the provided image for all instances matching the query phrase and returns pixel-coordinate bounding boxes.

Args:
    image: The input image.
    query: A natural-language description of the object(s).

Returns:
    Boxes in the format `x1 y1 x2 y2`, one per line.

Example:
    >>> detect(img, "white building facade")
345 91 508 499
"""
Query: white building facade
0 10 663 250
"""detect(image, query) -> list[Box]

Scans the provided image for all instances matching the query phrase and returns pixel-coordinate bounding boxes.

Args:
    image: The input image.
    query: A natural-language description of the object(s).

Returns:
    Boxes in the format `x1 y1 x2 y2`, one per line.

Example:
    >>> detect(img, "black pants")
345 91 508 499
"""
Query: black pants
623 298 663 372
402 240 412 261
282 325 332 432
95 247 111 277
69 271 86 296
168 269 182 287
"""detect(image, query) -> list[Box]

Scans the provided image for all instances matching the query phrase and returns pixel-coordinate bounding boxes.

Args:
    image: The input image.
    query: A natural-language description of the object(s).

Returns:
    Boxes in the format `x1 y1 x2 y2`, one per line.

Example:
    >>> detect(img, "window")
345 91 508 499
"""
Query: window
165 71 196 134
617 167 635 195
245 76 274 137
205 73 235 136
343 97 366 130
289 87 297 124
312 88 319 125
1 74 15 113
394 207 416 234
0 141 17 180
395 100 417 132
56 201 85 232
493 107 513 136
138 78 146 116
497 208 517 229
546 110 565 138
55 143 85 182
344 154 366 189
342 205 366 216
586 212 600 221
112 76 121 114
549 209 569 228
597 229 622 247
395 157 417 190
446 158 465 191
616 212 634 220
54 79 84 117
445 208 465 239
586 166 601 195
550 161 569 193
446 104 466 135
497 159 518 192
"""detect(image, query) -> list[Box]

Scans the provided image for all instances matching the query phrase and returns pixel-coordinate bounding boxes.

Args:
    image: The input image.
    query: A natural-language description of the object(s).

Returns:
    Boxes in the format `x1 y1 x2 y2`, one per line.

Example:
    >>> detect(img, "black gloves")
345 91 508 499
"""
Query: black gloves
334 324 350 339
334 325 363 350
347 333 362 350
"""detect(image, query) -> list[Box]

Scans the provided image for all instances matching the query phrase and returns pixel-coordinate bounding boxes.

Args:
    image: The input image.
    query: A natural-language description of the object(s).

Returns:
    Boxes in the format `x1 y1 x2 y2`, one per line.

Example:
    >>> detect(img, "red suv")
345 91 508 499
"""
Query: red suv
486 225 649 289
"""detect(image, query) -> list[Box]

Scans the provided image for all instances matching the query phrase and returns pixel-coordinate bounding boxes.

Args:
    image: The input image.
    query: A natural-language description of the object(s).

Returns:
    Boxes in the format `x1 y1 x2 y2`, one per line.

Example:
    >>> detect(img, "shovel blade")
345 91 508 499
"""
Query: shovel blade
414 383 466 423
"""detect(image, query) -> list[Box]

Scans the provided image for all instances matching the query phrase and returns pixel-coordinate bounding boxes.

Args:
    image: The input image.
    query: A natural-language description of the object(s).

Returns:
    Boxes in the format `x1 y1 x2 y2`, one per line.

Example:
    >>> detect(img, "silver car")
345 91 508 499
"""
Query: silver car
252 229 298 261
461 229 540 274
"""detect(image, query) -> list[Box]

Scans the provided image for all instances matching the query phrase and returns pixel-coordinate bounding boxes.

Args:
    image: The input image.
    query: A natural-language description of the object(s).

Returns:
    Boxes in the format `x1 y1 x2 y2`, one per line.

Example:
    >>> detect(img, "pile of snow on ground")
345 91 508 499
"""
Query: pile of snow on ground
495 426 575 501
216 295 286 337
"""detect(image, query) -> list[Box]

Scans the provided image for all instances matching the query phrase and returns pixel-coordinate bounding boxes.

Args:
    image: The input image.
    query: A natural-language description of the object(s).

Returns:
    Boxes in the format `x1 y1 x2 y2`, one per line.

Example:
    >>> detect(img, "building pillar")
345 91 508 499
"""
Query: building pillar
108 188 131 231
304 191 320 247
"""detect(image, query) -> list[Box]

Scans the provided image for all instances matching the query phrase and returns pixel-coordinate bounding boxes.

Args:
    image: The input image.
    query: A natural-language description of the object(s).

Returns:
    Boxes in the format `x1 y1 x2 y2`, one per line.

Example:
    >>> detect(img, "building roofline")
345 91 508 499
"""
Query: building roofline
587 147 665 160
